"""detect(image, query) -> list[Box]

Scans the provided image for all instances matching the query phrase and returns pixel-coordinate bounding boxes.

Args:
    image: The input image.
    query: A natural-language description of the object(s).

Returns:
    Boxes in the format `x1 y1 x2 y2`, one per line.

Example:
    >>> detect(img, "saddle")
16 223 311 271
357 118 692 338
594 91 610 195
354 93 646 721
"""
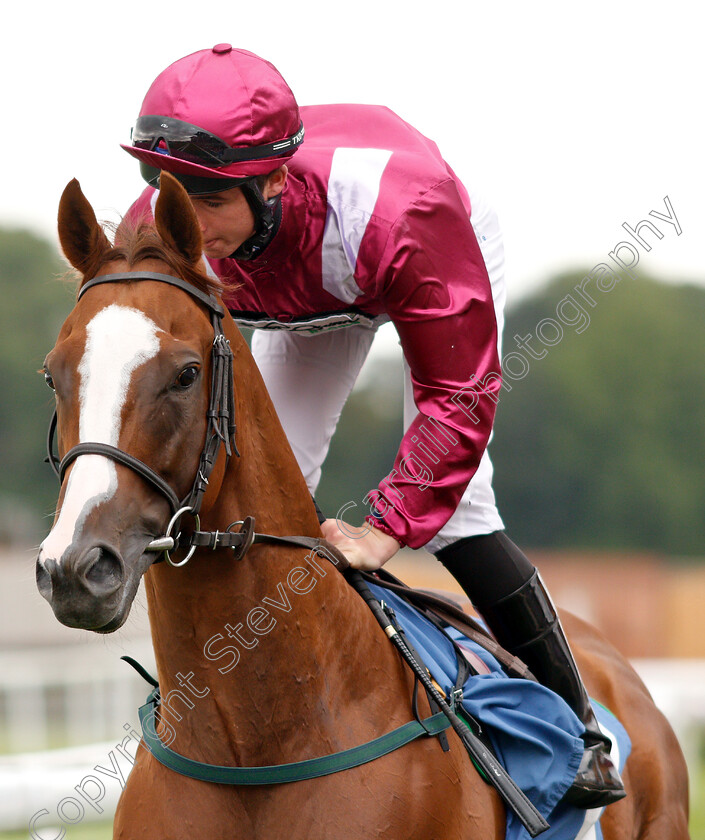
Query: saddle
124 529 625 840
353 566 630 840
360 567 536 681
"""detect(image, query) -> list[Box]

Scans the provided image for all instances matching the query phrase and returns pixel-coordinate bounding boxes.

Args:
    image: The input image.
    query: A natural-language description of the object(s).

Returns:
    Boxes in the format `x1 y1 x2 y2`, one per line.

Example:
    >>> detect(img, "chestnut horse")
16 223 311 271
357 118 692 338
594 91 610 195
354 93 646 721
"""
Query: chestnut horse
37 174 689 840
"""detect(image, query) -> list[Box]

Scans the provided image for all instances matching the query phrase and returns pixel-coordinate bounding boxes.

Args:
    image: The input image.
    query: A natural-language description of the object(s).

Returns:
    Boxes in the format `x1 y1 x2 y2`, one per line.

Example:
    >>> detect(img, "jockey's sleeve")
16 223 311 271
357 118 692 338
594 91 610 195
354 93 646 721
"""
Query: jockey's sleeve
364 178 502 549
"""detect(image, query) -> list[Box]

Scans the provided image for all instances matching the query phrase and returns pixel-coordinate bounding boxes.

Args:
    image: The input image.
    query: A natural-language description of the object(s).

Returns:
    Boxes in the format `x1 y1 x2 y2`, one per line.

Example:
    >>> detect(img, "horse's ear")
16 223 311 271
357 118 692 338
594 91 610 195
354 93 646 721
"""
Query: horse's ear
154 172 203 264
57 179 112 273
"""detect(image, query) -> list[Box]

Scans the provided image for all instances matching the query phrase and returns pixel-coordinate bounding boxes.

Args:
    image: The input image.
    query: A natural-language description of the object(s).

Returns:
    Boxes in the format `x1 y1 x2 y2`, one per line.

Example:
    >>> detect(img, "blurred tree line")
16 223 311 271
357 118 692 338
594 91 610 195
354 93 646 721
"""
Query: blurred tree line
1 225 703 557
319 271 705 558
491 271 705 556
0 230 73 545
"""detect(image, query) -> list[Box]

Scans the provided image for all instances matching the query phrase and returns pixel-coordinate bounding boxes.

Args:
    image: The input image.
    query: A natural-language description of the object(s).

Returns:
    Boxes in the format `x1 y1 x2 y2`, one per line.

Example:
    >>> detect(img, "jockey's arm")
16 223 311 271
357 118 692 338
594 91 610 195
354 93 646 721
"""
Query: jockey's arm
335 179 502 563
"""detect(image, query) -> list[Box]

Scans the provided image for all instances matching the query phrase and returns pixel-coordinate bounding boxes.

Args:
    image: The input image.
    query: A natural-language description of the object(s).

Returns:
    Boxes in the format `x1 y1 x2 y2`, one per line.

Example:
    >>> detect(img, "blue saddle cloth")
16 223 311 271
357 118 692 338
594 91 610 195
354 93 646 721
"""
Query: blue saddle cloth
367 582 630 840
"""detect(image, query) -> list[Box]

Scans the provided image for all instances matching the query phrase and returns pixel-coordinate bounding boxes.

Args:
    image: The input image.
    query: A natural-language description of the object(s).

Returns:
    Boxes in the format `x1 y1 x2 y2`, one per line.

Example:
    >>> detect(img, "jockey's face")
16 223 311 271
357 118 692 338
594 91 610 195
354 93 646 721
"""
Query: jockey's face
190 187 255 259
189 166 287 260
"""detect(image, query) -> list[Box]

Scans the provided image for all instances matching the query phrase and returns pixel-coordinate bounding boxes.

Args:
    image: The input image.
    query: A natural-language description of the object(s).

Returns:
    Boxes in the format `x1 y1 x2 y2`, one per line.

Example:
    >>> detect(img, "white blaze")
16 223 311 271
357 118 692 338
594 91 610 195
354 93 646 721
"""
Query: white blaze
40 305 160 564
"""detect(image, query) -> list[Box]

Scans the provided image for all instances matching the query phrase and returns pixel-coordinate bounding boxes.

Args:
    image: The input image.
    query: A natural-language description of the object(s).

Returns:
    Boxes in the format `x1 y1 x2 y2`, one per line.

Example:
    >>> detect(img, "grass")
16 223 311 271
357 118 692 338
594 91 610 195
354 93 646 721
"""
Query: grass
691 764 705 840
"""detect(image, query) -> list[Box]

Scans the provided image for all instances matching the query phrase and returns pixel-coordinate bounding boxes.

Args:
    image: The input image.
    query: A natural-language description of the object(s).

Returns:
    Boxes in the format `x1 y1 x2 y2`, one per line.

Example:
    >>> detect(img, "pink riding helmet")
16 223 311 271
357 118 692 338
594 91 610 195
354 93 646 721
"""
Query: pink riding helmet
121 44 304 180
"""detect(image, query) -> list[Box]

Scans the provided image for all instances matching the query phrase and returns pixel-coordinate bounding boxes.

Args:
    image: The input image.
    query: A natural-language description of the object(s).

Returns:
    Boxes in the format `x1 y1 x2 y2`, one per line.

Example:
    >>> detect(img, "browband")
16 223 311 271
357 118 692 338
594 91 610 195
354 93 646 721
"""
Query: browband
79 272 224 317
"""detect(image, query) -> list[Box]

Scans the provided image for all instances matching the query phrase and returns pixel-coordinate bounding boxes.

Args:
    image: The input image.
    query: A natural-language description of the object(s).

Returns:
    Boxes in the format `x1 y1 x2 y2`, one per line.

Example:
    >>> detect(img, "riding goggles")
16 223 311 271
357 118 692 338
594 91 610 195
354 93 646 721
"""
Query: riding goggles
131 115 305 168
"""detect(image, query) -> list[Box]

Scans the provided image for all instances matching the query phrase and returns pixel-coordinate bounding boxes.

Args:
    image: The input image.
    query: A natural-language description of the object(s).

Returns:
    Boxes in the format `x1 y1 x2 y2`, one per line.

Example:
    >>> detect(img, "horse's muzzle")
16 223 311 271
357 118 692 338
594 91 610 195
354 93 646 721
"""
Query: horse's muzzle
36 543 125 630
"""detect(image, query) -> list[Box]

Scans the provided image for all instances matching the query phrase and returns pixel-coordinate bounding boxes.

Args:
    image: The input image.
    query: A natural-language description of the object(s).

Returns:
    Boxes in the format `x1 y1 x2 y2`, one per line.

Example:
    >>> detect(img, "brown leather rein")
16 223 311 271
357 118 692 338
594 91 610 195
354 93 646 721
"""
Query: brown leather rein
46 271 344 569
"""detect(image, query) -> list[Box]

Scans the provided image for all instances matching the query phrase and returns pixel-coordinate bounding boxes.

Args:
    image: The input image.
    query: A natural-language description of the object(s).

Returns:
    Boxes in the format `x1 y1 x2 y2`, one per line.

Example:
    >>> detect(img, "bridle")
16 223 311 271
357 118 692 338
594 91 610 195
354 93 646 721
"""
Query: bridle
46 270 238 566
43 273 548 836
46 269 344 570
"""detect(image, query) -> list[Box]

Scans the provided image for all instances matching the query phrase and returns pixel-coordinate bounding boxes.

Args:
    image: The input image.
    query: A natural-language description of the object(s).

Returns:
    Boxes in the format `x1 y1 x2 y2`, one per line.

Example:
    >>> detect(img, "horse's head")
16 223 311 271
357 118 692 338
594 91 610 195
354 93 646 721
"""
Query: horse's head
37 173 230 632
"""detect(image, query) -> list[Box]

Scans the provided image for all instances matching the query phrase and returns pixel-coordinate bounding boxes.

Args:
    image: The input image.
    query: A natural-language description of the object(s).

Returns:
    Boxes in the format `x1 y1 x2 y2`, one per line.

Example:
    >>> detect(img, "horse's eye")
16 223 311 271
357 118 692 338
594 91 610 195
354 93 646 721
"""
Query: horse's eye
175 366 199 389
44 369 55 390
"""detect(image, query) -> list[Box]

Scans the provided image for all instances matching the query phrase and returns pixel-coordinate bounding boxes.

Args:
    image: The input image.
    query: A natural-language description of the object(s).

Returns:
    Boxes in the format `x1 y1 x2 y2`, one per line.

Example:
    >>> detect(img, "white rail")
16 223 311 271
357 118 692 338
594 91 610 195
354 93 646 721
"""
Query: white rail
1 641 154 753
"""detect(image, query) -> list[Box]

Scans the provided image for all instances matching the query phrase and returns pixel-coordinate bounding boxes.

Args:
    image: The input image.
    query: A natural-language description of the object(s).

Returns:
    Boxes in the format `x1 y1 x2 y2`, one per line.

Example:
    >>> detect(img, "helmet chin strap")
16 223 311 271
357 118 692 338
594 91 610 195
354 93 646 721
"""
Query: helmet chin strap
230 181 283 261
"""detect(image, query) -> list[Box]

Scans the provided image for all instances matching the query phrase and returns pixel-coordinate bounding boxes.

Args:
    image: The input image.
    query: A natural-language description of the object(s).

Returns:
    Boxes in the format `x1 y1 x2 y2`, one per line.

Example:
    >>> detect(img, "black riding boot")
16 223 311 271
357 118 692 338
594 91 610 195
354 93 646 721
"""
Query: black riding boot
436 532 626 809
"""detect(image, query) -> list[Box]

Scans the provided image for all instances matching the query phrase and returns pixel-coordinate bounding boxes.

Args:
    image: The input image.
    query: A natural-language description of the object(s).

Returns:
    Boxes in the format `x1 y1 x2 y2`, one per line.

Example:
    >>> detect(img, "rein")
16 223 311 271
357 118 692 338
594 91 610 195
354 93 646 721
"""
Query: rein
123 565 549 837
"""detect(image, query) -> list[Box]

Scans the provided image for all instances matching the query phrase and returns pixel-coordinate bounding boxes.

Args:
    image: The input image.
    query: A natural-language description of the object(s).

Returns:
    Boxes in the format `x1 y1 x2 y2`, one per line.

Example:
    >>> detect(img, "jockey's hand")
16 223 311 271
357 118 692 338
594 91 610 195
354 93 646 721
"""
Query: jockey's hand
320 518 401 571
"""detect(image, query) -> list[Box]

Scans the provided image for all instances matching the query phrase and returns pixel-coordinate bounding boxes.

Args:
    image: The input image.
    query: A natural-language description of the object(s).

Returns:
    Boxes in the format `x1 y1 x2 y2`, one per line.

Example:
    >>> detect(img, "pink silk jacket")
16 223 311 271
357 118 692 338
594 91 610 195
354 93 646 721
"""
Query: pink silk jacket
128 103 502 549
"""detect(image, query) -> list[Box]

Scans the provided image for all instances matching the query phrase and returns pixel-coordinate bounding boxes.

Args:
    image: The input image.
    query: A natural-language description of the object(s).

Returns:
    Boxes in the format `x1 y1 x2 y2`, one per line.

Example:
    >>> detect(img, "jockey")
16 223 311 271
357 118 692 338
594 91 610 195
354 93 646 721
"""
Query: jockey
122 44 624 808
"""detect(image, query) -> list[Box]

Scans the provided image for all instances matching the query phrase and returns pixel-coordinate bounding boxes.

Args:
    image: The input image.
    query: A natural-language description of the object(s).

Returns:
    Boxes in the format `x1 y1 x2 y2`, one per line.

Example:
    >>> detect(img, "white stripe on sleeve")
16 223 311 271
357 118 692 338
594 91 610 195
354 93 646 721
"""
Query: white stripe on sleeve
321 148 392 304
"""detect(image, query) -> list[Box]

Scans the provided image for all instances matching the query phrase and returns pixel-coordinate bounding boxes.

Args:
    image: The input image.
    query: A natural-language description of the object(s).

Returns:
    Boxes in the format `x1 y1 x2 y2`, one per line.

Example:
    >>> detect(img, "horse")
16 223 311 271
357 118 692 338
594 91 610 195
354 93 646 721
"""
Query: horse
36 172 690 839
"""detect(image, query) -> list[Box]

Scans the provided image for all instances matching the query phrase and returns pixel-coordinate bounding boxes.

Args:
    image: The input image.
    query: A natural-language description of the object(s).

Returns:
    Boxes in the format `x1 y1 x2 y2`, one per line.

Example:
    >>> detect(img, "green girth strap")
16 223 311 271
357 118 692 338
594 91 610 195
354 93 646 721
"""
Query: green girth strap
138 689 450 785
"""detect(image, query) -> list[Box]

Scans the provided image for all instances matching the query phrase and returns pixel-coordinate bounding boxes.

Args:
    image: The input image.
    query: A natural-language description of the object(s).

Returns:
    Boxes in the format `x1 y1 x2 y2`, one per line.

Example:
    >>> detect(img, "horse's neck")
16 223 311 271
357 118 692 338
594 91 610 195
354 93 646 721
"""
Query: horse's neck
144 322 395 763
214 321 322 531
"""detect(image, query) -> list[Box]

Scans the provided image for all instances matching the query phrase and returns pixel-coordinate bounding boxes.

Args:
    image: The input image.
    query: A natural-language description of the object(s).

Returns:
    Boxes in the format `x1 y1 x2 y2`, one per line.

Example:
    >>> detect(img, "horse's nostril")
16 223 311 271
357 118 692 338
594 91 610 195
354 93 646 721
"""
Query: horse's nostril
36 557 53 601
82 547 124 593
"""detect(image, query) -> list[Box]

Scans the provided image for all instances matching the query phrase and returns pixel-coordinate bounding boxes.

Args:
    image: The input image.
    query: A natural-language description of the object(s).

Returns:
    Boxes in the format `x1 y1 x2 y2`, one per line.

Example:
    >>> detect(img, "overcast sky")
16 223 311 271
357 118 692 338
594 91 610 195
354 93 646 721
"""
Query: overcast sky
3 0 702 307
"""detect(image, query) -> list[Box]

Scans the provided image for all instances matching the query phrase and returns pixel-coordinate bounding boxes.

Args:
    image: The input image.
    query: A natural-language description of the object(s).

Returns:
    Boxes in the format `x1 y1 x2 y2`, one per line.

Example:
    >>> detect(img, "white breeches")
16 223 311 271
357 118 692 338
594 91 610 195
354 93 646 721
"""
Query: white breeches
250 188 506 554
